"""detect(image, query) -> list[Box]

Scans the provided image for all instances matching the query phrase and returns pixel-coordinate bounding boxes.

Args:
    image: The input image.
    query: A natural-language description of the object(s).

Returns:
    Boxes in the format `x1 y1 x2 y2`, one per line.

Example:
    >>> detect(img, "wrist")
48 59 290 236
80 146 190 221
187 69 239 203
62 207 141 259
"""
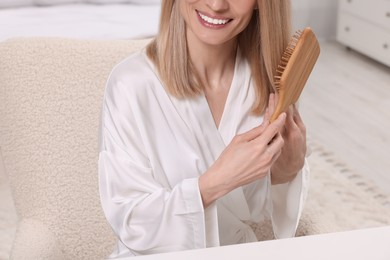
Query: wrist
199 168 231 208
270 166 298 185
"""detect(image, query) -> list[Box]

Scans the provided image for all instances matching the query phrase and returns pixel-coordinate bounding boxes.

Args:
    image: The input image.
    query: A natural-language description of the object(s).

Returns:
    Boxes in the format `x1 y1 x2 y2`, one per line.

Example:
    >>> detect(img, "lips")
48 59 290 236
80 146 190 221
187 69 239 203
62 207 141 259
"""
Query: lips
196 10 232 28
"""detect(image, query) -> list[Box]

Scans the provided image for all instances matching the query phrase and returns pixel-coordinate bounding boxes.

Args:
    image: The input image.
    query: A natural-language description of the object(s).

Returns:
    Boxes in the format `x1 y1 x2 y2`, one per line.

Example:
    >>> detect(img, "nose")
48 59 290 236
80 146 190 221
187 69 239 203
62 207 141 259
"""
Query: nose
206 0 229 12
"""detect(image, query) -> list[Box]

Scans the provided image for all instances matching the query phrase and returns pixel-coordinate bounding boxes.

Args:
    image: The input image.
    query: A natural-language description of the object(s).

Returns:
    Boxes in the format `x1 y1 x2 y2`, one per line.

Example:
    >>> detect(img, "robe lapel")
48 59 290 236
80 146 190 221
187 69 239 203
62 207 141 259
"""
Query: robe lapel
167 49 254 222
186 50 253 221
214 50 253 221
218 49 249 144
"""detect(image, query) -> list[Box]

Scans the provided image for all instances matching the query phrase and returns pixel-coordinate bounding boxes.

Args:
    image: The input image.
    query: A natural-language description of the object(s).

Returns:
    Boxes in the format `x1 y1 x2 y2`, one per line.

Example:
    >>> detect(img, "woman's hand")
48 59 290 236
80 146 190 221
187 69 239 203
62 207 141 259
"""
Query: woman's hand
199 110 286 208
268 94 307 185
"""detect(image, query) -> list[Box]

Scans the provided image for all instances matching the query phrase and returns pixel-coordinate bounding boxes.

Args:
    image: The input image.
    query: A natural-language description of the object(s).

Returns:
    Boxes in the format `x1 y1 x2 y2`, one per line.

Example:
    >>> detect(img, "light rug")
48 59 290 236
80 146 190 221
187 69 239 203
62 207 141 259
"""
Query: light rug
304 140 390 232
0 140 389 259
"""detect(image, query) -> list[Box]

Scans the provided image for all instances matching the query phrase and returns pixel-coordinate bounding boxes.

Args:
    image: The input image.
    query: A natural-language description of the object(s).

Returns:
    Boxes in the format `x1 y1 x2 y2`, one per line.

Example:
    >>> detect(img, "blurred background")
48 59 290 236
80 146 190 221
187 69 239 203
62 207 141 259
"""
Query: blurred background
293 0 390 195
292 0 338 39
0 0 340 41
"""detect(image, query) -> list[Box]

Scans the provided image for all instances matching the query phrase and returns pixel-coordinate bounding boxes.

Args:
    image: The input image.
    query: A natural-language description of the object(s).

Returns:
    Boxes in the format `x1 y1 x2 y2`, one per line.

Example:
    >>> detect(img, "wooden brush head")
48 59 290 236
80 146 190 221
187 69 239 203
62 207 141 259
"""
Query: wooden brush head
270 27 320 122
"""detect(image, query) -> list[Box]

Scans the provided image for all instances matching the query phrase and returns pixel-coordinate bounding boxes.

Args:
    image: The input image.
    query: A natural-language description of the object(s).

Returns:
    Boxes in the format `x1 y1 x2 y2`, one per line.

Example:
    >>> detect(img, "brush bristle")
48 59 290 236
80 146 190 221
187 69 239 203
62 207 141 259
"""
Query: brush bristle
274 29 303 91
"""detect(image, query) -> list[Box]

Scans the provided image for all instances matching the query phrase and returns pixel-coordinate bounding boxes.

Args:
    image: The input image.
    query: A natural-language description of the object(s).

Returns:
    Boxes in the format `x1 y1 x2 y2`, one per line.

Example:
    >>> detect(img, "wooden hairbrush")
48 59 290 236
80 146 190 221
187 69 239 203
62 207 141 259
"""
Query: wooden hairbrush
270 27 320 122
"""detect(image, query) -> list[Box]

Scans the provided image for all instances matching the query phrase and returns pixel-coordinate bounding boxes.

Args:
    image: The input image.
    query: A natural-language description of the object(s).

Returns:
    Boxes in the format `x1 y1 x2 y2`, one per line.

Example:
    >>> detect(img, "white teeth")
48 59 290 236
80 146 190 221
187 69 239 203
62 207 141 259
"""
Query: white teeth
198 12 230 25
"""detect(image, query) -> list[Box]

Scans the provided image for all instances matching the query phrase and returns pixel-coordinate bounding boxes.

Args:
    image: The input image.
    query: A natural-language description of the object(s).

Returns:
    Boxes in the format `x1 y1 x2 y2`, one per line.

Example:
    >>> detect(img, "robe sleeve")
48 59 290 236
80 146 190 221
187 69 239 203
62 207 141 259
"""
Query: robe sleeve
243 159 310 239
269 158 310 238
98 75 207 255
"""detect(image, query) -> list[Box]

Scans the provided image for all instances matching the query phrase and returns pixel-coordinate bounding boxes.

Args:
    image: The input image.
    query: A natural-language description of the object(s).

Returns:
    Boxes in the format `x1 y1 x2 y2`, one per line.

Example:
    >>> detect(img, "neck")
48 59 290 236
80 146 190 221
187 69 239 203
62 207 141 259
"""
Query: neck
187 33 237 91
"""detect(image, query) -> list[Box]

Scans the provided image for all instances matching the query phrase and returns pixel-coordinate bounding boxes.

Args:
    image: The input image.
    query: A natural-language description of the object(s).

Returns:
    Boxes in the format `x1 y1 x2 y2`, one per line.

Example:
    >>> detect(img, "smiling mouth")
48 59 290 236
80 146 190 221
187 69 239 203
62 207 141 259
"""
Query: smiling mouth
197 10 232 26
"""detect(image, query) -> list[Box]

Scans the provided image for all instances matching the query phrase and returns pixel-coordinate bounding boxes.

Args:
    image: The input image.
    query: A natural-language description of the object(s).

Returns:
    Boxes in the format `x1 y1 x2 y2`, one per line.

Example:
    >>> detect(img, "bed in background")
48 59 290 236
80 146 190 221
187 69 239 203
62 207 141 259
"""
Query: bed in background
0 0 161 41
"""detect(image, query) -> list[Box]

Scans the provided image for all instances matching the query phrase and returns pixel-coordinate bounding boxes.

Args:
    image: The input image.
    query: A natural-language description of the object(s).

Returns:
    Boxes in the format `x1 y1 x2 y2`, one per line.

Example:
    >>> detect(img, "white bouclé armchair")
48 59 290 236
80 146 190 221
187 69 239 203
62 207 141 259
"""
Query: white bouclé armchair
0 38 329 260
0 38 149 259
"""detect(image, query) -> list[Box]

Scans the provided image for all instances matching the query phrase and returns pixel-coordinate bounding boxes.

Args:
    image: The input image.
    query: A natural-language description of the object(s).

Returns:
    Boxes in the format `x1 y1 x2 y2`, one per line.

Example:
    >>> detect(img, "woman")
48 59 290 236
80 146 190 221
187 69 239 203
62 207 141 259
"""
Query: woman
99 0 309 258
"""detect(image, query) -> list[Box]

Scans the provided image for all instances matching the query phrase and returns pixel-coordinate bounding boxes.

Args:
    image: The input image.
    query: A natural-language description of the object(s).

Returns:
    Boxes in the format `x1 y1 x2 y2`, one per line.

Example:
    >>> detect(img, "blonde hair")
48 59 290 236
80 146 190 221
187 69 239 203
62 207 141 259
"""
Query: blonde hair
146 0 291 114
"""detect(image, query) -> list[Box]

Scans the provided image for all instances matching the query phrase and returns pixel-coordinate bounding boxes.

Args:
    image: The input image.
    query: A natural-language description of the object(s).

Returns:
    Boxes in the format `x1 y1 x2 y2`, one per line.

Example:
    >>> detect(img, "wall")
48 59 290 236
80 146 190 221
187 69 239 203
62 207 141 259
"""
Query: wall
291 0 339 40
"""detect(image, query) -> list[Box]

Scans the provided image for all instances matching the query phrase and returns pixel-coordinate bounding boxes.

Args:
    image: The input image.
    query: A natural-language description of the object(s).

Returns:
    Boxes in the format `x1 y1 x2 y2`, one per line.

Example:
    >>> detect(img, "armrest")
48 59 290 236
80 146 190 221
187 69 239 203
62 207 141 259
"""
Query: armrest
249 207 335 241
296 207 335 236
10 218 65 260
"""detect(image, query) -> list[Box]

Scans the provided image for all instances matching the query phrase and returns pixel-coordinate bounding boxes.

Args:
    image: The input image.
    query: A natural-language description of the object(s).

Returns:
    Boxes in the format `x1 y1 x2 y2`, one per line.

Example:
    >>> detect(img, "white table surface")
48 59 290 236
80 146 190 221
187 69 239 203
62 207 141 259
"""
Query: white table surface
120 226 390 260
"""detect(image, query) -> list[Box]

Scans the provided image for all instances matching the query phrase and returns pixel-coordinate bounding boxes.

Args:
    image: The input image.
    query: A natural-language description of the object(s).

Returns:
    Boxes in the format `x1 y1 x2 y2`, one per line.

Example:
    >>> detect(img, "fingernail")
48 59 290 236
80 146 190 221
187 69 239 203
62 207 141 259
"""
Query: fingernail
280 113 286 120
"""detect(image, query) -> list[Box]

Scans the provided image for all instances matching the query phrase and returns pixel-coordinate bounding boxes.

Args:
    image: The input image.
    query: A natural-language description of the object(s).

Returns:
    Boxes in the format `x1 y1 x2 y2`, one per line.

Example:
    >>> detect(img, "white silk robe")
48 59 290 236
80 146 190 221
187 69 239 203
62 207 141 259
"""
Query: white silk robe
98 49 310 258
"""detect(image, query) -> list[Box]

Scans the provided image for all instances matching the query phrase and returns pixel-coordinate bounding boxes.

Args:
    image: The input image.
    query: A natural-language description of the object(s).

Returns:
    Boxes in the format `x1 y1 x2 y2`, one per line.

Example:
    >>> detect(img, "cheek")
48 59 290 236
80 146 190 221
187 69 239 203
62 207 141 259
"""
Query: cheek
232 0 257 12
235 12 255 33
243 13 255 27
179 1 192 22
231 1 256 26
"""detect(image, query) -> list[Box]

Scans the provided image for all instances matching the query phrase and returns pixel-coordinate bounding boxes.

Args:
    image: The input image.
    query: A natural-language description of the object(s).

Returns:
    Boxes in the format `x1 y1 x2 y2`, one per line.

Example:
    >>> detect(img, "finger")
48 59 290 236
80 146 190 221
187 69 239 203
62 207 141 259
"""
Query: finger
268 93 276 117
239 123 268 142
262 107 270 125
267 133 284 157
292 104 301 122
274 92 279 108
292 105 306 133
253 112 286 145
285 105 297 129
271 145 283 164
